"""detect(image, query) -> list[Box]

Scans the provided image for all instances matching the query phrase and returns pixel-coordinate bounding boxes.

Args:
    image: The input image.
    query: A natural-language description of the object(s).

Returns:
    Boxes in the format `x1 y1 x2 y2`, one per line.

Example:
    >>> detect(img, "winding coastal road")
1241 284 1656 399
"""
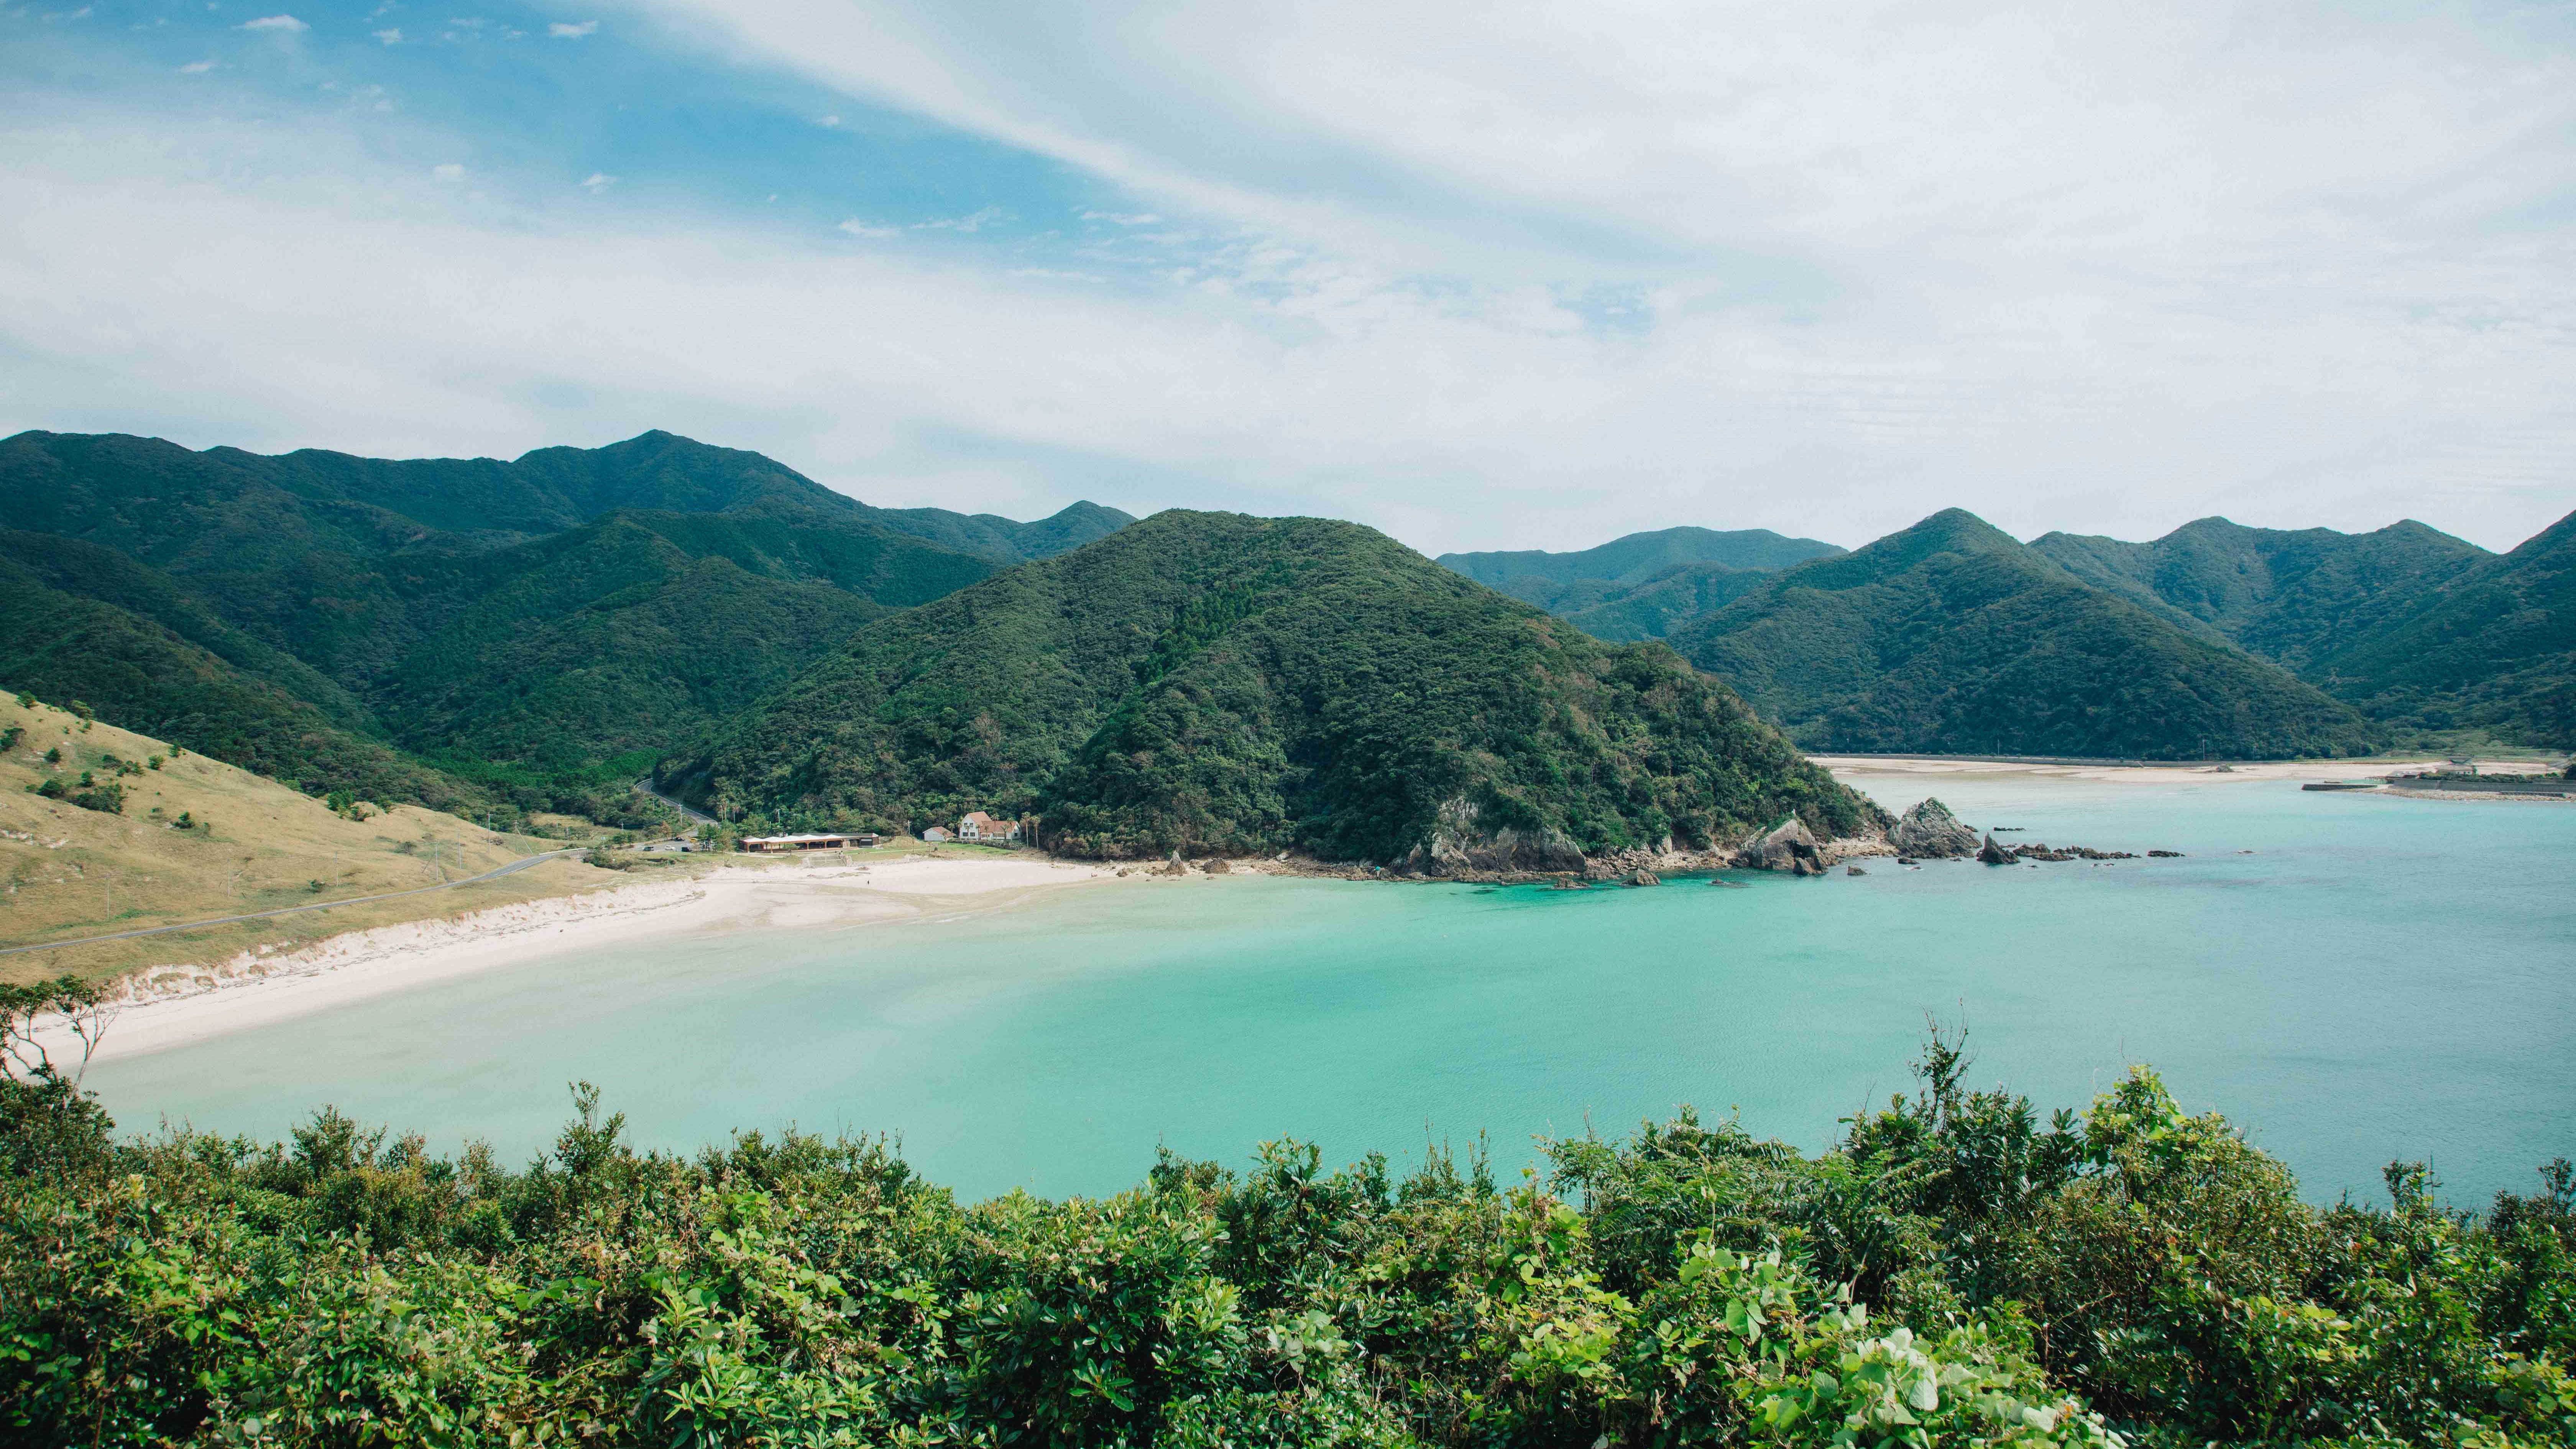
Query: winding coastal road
0 849 580 958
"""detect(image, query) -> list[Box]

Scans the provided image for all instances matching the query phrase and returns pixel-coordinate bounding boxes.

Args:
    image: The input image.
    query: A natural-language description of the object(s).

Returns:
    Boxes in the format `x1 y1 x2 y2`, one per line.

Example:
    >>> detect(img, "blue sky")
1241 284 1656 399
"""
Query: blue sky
3 0 2572 552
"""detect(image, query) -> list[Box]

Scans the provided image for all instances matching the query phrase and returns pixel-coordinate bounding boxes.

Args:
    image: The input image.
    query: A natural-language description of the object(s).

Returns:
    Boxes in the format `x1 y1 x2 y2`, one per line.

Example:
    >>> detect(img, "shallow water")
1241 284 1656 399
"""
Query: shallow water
85 773 2575 1209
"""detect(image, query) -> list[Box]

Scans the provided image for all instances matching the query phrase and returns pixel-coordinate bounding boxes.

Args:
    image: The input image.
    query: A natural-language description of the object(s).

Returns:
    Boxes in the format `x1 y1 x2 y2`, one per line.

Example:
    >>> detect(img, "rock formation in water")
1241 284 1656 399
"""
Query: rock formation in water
1389 797 1589 877
1735 815 1828 874
1890 797 1980 858
1977 833 2017 865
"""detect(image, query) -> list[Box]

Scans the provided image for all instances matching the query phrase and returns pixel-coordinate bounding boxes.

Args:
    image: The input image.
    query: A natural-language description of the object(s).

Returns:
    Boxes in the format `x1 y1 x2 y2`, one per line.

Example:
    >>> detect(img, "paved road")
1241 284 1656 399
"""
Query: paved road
0 849 580 958
633 776 716 825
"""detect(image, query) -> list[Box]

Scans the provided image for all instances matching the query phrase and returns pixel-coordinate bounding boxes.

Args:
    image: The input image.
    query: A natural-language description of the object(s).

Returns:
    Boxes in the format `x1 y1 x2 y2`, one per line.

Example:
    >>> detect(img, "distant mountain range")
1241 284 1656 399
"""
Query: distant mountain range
2 425 2563 857
0 430 1130 823
1456 506 2571 758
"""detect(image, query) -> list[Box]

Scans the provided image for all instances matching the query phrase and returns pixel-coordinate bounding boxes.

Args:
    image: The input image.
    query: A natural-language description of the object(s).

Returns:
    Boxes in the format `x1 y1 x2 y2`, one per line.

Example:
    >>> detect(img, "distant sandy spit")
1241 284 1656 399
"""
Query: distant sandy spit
1813 755 2463 786
44 856 1120 1064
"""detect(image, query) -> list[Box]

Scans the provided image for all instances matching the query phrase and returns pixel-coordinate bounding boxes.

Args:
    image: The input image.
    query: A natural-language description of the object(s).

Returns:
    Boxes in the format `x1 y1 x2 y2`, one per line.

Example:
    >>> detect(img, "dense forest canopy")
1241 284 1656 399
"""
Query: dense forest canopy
2 1005 2566 1446
677 511 1880 861
0 430 1131 824
1664 511 2387 760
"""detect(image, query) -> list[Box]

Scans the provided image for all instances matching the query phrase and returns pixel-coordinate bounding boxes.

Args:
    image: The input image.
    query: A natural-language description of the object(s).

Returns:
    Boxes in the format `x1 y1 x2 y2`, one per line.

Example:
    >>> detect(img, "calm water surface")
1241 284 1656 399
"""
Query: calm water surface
87 773 2575 1208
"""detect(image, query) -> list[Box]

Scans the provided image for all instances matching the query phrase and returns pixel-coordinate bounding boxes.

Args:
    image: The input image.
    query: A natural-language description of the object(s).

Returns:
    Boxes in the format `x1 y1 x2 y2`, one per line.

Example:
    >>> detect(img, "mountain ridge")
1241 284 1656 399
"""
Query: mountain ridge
1666 509 2385 760
676 509 1881 862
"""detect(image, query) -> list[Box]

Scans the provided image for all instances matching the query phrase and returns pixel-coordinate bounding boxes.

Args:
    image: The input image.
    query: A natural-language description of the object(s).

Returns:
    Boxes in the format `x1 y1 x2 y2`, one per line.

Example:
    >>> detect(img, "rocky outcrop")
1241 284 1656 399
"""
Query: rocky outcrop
1890 797 1979 858
1390 797 1587 878
1976 833 2016 866
1735 815 1830 875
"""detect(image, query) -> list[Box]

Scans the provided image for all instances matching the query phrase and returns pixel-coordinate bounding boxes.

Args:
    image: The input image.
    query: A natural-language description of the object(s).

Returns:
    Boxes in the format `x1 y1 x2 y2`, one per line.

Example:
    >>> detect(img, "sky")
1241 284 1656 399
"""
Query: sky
3 2 2571 554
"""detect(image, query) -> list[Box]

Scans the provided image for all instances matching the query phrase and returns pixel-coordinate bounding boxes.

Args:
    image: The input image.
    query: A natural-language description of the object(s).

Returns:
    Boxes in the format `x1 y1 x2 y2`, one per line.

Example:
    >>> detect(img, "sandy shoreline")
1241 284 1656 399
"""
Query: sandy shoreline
1814 754 2471 785
43 856 1117 1065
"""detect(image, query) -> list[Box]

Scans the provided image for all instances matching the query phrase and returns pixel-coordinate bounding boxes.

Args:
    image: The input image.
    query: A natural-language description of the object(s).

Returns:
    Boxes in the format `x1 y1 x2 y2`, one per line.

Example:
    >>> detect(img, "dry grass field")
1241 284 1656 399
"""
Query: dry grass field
0 695 649 985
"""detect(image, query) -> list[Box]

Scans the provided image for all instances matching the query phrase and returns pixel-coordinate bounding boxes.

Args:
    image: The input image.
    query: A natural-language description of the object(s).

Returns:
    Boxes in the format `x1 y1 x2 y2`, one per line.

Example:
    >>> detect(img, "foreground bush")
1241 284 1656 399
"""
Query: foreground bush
0 1036 2568 1447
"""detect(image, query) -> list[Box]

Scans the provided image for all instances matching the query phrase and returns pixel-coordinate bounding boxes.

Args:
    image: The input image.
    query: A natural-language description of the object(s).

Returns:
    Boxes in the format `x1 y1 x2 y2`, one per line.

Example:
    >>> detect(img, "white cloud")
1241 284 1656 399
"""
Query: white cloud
177 59 220 73
815 114 840 128
9 5 2576 553
547 20 596 38
373 27 401 43
237 13 307 31
431 161 466 180
579 172 615 192
588 0 2576 550
915 206 1003 233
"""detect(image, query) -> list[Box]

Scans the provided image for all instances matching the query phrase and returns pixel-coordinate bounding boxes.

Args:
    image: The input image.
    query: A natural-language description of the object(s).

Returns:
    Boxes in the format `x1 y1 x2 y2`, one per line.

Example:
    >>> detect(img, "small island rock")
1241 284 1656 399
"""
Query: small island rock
1890 797 1980 858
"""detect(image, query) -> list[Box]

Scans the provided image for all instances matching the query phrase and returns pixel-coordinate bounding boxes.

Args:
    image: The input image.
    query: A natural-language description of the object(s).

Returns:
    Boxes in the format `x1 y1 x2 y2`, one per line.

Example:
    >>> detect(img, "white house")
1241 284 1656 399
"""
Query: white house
956 811 1021 841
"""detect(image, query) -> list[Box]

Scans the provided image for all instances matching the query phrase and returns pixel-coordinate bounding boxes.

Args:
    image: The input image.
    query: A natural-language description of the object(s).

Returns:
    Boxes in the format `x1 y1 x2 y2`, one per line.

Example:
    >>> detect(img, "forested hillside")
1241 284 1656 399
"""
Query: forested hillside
677 511 1879 861
1668 510 2385 759
2315 507 2576 748
5 1028 2567 1445
0 430 1131 821
1559 561 1777 641
1438 526 1842 614
2031 516 2491 671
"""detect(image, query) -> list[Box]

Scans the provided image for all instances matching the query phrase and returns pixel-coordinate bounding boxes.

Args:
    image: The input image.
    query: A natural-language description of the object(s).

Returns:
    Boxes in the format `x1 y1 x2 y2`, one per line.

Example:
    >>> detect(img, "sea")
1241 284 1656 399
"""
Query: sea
82 770 2576 1210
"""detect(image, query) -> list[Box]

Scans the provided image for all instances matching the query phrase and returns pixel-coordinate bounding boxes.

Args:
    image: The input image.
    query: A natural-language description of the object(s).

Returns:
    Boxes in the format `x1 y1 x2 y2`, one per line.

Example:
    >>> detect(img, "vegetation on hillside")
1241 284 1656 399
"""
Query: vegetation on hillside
1561 562 1778 641
0 429 1129 820
1440 527 1843 614
677 512 1878 860
1669 511 2387 760
2 1020 2566 1446
2313 508 2576 749
2031 517 2492 673
0 697 612 984
0 540 489 815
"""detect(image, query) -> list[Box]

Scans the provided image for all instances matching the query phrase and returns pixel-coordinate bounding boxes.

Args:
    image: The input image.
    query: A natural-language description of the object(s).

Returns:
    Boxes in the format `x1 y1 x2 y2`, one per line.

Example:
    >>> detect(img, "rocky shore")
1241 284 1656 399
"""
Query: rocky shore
1086 790 2182 887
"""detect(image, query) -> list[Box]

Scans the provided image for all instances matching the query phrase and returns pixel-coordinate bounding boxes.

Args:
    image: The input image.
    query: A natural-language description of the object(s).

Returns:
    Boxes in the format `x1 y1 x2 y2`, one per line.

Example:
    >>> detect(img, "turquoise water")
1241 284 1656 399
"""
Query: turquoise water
85 773 2575 1209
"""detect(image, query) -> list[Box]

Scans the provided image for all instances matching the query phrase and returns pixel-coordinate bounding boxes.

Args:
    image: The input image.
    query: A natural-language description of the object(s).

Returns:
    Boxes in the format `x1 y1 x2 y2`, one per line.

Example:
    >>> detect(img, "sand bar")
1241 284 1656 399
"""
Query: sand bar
1815 754 2470 786
40 856 1117 1065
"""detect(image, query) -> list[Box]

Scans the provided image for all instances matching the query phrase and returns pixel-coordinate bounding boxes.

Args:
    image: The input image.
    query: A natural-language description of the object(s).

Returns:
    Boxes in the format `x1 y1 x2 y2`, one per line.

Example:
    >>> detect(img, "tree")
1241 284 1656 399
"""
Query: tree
0 975 117 1084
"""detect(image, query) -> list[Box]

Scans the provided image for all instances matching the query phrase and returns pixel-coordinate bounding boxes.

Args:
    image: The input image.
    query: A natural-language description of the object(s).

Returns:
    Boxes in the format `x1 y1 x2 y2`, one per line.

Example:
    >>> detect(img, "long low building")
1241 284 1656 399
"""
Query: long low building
739 832 880 852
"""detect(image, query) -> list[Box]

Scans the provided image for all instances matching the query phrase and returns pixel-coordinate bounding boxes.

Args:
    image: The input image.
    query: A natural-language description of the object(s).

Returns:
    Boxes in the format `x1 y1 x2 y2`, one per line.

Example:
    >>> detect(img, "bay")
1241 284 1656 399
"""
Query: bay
84 772 2575 1209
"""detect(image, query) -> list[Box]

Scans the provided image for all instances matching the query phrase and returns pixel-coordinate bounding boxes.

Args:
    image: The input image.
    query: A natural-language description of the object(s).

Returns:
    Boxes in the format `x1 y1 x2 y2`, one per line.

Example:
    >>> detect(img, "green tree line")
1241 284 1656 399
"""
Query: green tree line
0 998 2566 1446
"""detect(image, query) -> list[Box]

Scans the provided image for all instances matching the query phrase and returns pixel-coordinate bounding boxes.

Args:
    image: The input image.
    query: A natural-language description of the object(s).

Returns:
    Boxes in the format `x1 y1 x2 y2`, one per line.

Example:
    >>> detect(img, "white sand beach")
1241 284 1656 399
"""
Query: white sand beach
44 855 1119 1065
1812 754 2467 785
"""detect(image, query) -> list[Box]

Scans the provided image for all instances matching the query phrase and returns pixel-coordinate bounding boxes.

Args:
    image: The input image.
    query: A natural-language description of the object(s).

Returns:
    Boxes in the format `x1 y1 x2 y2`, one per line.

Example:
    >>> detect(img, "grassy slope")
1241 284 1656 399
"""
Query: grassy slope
1438 527 1843 613
2314 507 2576 748
677 511 1878 861
0 697 623 983
1671 510 2386 759
2030 516 2491 672
0 543 488 813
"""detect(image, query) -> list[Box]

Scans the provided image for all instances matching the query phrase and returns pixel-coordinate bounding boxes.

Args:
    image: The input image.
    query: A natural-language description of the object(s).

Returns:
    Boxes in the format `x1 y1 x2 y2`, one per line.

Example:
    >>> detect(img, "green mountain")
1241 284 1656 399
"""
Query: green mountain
1559 562 1778 641
674 511 1881 862
0 534 483 811
2312 507 2576 747
1438 526 1844 614
0 430 1132 821
1668 510 2385 759
2030 516 2490 671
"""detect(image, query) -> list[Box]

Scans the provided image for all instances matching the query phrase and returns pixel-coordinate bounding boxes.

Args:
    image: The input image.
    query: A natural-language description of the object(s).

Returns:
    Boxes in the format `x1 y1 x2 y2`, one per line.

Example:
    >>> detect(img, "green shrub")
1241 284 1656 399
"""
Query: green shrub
0 1036 2565 1446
